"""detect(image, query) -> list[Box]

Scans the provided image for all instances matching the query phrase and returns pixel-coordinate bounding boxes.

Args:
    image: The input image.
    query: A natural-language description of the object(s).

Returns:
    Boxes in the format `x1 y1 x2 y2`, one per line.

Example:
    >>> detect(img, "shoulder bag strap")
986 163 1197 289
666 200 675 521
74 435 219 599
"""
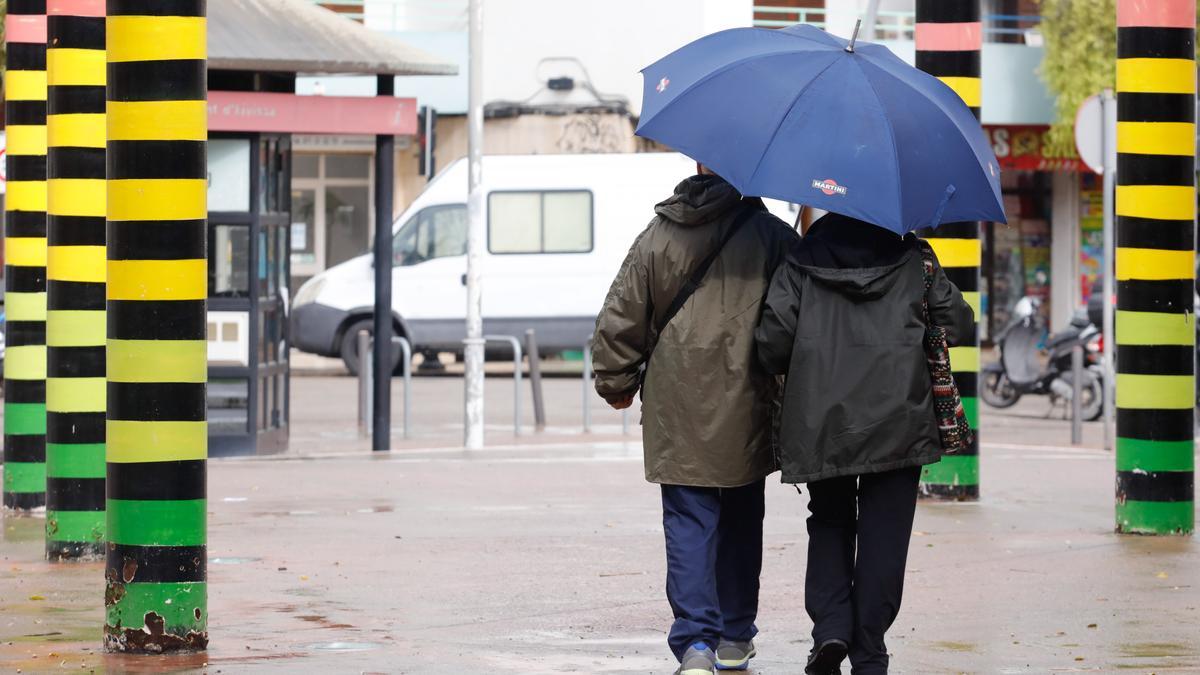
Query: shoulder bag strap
654 204 758 336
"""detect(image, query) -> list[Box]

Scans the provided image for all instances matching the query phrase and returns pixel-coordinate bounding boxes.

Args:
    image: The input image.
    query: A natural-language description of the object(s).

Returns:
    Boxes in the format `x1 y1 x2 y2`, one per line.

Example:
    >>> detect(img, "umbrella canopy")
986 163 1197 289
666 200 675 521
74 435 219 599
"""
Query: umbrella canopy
636 24 1005 233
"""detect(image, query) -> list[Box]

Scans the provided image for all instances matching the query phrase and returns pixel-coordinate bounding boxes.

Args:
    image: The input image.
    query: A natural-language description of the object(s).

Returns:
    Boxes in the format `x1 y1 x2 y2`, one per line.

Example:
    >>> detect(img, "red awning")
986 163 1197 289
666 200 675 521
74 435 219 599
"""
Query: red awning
208 91 417 136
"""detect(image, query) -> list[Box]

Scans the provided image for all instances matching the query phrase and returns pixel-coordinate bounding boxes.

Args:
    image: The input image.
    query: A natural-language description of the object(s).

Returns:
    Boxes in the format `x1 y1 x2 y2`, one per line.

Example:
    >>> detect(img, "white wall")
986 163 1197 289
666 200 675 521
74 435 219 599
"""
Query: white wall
480 0 752 116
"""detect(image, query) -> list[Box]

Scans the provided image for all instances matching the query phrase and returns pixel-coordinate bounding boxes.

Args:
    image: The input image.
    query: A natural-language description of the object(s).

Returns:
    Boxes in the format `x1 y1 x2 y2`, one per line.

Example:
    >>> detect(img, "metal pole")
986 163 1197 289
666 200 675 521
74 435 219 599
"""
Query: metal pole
365 344 374 430
44 0 107 559
358 330 370 437
525 329 546 431
105 0 208 651
1101 89 1116 454
3 0 49 512
394 337 413 440
622 408 630 435
464 0 486 449
1071 345 1083 445
373 75 395 453
1113 0 1195 535
915 0 983 501
861 0 882 38
582 339 592 433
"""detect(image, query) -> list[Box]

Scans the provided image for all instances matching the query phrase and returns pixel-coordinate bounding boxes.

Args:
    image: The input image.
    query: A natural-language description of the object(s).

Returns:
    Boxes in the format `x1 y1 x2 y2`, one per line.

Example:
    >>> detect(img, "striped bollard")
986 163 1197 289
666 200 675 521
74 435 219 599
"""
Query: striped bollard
915 0 983 500
3 0 50 511
45 0 107 560
104 0 208 651
1114 0 1195 535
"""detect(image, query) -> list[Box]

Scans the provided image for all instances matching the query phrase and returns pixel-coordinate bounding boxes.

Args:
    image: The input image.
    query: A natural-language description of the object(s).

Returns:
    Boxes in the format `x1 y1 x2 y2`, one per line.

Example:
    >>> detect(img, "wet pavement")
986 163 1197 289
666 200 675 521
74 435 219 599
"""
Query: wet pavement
1 376 1197 673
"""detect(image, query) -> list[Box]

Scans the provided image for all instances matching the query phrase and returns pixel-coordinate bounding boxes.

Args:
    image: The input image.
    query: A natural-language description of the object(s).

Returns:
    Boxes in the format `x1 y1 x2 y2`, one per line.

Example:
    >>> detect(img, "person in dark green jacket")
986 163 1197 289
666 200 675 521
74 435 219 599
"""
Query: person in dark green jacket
593 167 796 675
754 212 973 675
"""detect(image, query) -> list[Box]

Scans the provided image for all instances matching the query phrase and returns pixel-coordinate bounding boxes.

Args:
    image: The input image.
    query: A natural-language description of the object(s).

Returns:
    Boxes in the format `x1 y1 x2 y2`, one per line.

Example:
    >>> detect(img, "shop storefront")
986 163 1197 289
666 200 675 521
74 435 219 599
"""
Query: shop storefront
290 135 377 289
198 0 453 455
981 124 1088 343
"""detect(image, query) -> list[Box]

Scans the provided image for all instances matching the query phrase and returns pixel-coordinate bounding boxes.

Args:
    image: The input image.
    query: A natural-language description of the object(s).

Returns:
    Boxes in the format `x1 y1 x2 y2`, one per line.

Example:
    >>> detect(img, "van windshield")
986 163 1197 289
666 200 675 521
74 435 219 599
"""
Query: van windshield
393 204 468 266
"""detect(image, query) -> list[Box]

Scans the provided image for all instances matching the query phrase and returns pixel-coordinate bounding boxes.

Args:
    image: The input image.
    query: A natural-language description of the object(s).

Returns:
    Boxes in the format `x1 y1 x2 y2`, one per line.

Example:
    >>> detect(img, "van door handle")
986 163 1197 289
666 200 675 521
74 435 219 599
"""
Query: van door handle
461 274 467 286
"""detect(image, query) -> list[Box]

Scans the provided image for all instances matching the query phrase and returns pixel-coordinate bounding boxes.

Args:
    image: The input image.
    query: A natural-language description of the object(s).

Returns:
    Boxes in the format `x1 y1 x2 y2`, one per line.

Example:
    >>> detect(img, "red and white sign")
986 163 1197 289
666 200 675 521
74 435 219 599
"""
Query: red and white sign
208 91 418 136
984 124 1085 172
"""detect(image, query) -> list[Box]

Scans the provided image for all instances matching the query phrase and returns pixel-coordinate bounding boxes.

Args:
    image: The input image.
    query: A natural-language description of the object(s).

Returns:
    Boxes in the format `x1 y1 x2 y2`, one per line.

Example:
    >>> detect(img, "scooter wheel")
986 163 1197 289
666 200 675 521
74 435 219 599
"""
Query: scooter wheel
981 367 1021 409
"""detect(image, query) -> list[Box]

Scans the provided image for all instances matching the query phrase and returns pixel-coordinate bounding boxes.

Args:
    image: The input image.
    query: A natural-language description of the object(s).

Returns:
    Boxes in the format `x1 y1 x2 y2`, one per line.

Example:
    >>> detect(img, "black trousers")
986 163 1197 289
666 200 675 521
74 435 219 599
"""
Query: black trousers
805 466 921 674
661 479 765 661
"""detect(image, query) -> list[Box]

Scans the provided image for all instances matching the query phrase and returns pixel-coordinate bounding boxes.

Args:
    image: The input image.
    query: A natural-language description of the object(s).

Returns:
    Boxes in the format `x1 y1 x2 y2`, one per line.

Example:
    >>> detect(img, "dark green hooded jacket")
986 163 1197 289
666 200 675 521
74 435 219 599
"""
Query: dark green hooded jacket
755 213 974 484
592 175 797 487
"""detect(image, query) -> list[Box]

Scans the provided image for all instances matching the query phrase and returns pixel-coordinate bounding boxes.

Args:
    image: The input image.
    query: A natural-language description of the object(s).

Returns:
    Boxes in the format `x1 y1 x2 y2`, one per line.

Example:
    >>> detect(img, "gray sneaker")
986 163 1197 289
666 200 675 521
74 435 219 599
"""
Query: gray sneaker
675 643 717 675
715 639 756 670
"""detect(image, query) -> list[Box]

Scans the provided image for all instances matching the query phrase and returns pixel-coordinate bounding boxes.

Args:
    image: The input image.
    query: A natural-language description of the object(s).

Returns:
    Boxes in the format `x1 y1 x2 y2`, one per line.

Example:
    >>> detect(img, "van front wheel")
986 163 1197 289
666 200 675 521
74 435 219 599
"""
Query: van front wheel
340 318 402 376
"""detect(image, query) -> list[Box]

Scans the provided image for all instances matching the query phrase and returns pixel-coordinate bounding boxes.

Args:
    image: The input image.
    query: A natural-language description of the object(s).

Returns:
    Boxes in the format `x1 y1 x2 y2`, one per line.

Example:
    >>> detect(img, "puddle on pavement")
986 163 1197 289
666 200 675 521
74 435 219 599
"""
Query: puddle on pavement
1119 642 1193 658
210 557 262 565
930 640 980 653
2 515 46 543
296 615 356 629
354 505 395 514
302 641 381 652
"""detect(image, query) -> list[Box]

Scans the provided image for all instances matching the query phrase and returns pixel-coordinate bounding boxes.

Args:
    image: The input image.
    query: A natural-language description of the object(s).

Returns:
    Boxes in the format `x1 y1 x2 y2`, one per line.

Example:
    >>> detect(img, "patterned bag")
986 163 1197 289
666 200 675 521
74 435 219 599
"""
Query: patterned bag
919 245 973 454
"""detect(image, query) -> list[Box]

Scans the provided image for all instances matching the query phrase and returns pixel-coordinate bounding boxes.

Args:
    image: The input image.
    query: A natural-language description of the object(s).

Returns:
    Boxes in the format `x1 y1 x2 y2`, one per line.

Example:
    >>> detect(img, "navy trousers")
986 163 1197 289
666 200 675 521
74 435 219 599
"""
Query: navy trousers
661 479 765 661
804 466 922 675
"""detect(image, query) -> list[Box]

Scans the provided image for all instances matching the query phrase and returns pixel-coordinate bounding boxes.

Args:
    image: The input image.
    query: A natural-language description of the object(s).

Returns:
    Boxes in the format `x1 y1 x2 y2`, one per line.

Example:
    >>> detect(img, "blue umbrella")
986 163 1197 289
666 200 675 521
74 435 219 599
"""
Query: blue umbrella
636 24 1006 233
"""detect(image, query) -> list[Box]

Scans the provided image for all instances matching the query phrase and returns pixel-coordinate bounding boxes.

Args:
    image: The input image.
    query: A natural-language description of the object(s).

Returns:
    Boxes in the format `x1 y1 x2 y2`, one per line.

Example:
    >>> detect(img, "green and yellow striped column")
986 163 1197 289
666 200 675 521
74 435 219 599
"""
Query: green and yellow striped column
1114 0 1195 535
44 0 107 560
104 0 208 652
915 0 982 500
3 0 49 511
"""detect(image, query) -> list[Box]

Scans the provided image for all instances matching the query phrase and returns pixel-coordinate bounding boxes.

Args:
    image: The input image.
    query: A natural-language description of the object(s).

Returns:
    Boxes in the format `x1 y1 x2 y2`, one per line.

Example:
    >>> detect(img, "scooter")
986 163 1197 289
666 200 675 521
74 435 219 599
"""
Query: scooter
981 297 1104 420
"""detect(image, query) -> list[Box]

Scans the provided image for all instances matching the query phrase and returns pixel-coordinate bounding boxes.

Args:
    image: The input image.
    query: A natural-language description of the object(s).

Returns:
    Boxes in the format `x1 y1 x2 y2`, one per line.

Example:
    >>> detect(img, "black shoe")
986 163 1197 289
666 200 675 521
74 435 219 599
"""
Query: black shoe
805 638 849 675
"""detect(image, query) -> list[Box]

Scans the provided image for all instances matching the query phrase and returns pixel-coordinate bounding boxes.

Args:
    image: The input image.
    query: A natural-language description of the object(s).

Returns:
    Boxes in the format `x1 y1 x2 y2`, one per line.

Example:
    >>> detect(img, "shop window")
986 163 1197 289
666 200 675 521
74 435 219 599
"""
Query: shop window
208 139 252 212
259 138 289 214
393 204 467 266
210 224 251 298
326 154 371 179
488 190 593 254
294 154 319 179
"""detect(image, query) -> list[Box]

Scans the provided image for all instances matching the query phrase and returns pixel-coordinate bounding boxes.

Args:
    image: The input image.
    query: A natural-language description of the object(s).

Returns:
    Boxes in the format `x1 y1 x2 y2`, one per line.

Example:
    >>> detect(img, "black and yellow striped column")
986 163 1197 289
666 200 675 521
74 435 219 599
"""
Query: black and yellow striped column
915 0 982 500
44 0 107 560
3 1 49 511
103 0 208 652
1114 0 1195 535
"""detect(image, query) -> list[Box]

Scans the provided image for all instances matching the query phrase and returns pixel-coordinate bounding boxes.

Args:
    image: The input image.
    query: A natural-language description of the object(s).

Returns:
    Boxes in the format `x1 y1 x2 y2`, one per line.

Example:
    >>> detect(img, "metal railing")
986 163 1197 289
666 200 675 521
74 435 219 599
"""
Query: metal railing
751 7 1043 44
358 332 413 441
311 0 468 32
582 336 631 435
482 335 523 436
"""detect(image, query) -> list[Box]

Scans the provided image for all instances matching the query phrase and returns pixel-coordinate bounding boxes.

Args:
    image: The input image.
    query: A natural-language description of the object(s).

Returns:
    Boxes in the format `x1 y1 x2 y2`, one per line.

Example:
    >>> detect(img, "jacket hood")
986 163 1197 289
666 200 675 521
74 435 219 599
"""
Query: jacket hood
792 212 917 300
654 174 743 227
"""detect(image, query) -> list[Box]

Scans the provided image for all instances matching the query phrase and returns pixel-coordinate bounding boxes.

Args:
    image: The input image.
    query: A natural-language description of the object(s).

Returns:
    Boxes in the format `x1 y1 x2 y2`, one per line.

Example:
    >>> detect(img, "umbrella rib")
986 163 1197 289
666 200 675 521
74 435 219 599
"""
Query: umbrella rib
742 56 842 190
850 57 904 230
858 58 997 225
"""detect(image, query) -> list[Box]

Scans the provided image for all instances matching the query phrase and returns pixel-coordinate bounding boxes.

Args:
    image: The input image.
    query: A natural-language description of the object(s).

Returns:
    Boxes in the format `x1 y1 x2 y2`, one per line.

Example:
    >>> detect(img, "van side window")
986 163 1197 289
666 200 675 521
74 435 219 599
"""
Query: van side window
393 204 467 266
488 190 593 254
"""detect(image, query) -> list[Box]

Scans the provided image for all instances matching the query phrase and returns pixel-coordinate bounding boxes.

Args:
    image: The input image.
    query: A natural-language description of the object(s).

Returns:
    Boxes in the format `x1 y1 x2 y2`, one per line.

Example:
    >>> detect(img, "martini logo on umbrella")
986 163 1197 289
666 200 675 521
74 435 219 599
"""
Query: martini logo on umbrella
656 77 670 93
812 178 847 196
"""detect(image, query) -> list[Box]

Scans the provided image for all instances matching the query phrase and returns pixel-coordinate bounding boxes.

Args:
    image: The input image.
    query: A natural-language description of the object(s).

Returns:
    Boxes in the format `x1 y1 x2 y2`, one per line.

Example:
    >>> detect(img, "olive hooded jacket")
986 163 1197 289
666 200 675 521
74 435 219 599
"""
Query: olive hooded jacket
755 213 975 484
592 174 797 487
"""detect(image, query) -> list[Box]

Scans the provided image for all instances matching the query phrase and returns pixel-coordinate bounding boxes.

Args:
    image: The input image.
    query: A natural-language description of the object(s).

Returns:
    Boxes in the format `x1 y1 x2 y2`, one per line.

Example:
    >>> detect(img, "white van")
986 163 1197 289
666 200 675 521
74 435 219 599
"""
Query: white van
290 153 795 372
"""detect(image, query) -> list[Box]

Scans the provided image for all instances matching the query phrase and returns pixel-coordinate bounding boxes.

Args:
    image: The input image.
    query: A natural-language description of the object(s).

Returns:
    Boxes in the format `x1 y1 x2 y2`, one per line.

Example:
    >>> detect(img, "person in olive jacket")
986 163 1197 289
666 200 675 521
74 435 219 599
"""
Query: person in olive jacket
754 212 973 675
592 166 796 675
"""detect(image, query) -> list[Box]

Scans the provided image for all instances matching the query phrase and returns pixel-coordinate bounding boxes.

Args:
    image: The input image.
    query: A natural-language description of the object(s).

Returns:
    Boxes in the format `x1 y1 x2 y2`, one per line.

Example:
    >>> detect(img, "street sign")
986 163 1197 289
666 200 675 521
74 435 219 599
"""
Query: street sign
1075 94 1104 174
